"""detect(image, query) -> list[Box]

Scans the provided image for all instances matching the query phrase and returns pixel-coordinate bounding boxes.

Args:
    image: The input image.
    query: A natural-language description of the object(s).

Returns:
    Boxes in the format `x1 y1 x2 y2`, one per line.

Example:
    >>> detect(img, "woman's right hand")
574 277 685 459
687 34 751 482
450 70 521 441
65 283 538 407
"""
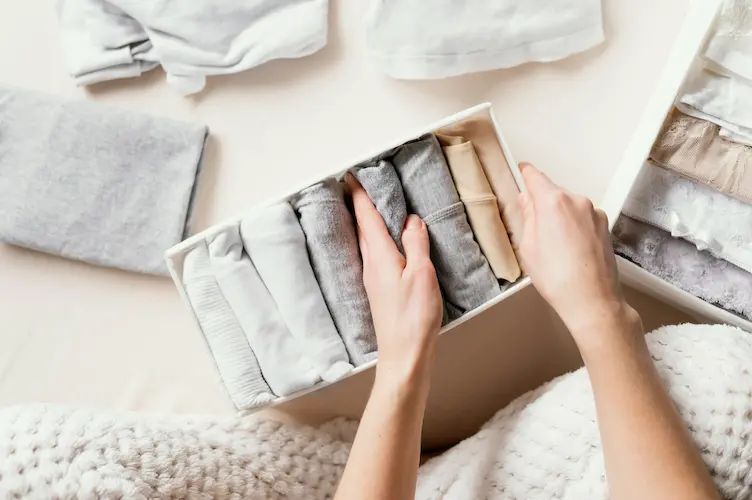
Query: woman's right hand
517 163 641 352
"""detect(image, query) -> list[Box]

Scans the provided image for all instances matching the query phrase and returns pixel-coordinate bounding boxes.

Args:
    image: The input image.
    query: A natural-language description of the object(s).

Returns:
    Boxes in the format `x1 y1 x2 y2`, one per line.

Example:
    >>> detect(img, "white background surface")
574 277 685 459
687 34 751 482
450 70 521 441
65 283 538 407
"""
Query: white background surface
0 0 696 441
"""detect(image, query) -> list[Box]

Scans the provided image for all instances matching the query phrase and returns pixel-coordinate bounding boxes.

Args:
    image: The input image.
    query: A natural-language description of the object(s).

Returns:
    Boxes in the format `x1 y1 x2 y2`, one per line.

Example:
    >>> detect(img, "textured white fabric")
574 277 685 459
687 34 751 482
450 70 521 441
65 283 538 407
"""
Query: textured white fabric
365 0 604 79
703 0 752 83
622 162 752 273
58 0 329 95
207 222 320 397
181 241 275 410
1 324 751 499
241 202 354 383
678 65 752 146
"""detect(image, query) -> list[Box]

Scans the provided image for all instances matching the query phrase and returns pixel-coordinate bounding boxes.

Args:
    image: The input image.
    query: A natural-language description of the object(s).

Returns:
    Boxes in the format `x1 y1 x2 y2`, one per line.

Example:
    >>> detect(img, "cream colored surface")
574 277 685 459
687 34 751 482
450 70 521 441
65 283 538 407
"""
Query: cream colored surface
0 0 698 444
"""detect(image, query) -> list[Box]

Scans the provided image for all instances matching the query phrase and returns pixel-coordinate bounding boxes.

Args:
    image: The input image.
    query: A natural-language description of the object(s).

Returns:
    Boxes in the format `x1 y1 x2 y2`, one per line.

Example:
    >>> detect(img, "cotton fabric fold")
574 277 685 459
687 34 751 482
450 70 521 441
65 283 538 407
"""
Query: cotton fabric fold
612 216 752 322
623 162 752 274
703 0 752 83
437 116 524 259
650 108 752 204
364 0 604 79
241 203 353 382
58 0 329 94
181 241 274 409
207 223 321 396
437 134 520 282
393 134 500 320
0 86 206 275
291 179 378 366
352 160 408 254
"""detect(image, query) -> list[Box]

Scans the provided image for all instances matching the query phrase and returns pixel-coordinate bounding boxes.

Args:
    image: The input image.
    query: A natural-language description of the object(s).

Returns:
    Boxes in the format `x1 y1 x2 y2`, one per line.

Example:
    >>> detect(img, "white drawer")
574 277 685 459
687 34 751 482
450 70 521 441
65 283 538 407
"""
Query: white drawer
599 0 750 328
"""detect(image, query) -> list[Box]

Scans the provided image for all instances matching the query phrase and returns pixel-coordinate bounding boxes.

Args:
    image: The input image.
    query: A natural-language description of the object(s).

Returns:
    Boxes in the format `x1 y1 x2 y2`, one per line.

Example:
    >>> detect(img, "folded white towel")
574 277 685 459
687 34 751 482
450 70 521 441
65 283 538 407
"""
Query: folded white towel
58 0 329 94
365 0 604 79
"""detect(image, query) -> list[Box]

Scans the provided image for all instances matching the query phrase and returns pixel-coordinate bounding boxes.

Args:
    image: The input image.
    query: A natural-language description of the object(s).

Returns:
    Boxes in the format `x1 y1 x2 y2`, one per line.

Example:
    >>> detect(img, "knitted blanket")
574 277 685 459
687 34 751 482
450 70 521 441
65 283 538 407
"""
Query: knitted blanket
1 324 751 499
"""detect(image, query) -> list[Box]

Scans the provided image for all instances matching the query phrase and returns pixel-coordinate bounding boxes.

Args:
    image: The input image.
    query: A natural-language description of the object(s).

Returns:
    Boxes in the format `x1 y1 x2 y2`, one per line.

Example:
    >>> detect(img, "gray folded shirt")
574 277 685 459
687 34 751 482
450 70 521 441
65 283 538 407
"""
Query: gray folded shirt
392 134 500 320
0 86 207 275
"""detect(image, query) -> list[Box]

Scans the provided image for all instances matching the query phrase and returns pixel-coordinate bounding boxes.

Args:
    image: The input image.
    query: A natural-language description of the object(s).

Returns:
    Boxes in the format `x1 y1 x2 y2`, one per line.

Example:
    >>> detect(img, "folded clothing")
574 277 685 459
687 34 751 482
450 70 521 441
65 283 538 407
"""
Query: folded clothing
241 203 353 383
678 65 752 146
612 216 752 322
437 133 520 282
207 223 321 397
181 241 274 409
436 116 524 261
291 179 378 366
623 161 752 274
58 0 329 94
393 134 500 320
0 86 206 275
352 159 408 254
650 108 752 204
703 0 752 83
365 0 604 79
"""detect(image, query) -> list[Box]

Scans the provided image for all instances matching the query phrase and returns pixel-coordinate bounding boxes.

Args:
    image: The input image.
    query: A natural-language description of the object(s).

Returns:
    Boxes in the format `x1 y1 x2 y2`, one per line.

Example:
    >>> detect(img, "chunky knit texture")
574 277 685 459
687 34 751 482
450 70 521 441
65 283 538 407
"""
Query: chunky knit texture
1 324 751 499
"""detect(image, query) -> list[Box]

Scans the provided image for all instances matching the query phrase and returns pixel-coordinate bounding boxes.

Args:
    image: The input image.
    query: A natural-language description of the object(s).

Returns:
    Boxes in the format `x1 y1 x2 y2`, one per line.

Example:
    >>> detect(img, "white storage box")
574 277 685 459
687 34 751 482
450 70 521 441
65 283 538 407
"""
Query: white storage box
165 102 533 412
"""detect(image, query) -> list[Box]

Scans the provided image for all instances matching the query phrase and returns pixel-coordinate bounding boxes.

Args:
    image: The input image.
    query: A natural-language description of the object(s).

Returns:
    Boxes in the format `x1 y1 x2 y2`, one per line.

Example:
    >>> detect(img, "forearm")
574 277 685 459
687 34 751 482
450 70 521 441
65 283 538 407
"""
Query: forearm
334 355 433 500
578 309 718 500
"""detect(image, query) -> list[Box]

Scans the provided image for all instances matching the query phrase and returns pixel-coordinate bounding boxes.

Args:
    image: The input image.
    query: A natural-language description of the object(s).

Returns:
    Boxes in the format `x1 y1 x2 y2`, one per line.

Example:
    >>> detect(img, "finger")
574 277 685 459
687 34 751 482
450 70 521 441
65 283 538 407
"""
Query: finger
518 191 535 228
345 172 402 265
519 163 559 207
401 215 432 271
595 208 609 233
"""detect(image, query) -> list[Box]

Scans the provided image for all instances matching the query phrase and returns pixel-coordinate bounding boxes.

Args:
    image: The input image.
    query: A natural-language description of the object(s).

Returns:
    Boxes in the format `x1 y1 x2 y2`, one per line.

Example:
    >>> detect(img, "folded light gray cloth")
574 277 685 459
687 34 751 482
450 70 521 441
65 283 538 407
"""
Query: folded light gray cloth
0 87 207 275
241 203 354 382
352 159 408 254
291 179 378 366
207 223 321 397
612 216 752 321
181 241 274 409
58 0 329 94
392 134 500 320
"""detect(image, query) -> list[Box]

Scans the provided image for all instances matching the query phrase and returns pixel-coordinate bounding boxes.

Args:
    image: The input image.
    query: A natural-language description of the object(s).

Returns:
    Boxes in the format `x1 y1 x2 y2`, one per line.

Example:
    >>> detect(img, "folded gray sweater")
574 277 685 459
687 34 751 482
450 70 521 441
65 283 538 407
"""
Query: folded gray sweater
0 87 207 275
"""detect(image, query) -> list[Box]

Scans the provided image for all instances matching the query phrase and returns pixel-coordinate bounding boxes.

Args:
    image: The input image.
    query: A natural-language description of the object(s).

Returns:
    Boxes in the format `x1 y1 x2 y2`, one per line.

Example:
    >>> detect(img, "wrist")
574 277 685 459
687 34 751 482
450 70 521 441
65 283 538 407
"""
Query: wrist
566 301 646 361
374 345 435 402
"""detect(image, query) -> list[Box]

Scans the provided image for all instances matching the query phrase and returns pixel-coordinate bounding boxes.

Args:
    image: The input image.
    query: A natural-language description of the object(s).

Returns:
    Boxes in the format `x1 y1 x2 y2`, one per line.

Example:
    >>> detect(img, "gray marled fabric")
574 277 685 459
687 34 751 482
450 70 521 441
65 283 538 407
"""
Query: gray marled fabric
392 134 500 320
613 216 752 321
352 159 408 254
291 179 378 366
0 86 207 275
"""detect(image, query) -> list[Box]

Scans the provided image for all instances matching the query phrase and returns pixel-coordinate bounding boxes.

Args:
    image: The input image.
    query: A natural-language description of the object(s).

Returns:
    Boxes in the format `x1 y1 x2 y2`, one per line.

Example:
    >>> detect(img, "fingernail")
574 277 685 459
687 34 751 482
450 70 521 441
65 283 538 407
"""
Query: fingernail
406 215 422 230
519 162 531 171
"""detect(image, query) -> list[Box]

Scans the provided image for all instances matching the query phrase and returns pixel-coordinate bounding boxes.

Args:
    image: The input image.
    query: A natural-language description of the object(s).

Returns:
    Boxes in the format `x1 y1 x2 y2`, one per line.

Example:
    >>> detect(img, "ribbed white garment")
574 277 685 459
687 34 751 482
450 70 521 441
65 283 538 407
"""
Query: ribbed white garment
207 222 320 397
181 240 274 409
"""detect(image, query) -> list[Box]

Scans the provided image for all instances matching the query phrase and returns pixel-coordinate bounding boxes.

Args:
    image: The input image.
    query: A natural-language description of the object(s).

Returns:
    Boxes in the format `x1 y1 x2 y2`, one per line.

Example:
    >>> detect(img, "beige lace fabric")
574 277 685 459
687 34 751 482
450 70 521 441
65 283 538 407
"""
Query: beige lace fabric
436 133 521 282
649 108 752 204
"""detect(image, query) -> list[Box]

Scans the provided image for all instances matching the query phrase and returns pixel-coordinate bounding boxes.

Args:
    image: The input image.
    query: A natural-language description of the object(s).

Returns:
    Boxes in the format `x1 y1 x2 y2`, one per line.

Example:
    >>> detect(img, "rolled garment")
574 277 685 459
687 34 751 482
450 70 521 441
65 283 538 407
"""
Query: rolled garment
0 86 206 275
291 179 378 366
612 216 752 322
703 0 752 83
437 133 520 282
623 162 752 274
365 0 604 79
393 134 500 320
678 65 752 147
58 0 328 94
437 116 524 258
207 223 321 396
650 108 752 204
181 241 274 409
241 203 354 382
352 159 408 254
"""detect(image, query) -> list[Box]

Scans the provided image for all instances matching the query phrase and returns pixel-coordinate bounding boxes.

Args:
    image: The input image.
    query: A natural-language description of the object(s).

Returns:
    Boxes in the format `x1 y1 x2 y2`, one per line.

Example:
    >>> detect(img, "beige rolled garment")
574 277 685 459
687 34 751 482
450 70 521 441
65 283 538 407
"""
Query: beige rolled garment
436 133 521 282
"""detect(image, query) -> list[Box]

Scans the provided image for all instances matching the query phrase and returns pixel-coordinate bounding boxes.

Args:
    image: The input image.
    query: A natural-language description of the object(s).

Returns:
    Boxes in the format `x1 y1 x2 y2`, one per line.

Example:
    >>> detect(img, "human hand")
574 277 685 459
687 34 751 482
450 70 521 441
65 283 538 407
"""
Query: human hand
517 164 640 350
345 173 443 385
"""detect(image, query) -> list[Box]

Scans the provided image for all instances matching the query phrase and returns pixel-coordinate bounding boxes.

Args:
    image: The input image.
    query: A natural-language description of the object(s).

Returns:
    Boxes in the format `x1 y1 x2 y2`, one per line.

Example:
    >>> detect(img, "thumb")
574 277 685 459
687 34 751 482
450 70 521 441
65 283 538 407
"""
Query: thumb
401 215 431 269
519 191 535 228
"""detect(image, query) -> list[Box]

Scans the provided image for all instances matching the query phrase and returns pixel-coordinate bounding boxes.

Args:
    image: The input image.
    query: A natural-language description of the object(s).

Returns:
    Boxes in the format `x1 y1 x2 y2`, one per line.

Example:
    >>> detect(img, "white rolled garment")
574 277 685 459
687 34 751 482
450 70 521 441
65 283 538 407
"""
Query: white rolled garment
181 241 274 409
365 0 604 79
207 222 320 397
58 0 329 95
241 203 354 383
703 0 752 83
